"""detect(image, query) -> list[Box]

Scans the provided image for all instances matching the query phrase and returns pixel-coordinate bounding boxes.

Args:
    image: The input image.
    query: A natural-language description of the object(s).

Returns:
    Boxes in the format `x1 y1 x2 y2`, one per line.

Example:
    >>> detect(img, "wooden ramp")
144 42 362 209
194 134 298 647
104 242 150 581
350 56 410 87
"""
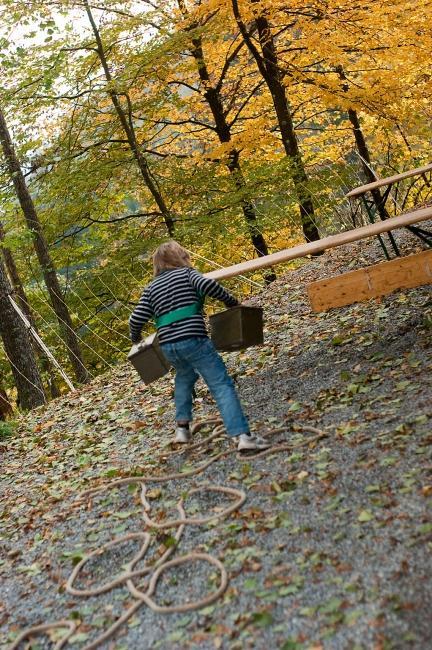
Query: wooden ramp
307 250 432 312
204 206 432 281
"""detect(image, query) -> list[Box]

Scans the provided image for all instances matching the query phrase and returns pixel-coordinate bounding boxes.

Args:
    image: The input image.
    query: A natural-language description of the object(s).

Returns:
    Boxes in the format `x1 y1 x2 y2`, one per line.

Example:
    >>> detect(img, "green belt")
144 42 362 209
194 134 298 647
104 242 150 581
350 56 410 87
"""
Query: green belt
155 299 204 329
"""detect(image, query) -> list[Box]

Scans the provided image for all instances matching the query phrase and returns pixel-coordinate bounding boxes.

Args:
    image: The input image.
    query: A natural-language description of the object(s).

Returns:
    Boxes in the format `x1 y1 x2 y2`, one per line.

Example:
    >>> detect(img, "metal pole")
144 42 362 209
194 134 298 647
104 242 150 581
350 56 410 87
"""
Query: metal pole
361 195 391 260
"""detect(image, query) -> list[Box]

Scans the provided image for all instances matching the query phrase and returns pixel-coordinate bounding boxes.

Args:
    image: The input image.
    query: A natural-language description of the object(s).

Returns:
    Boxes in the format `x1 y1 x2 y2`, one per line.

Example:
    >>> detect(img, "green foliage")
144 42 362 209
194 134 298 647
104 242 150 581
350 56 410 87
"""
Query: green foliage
0 420 16 440
0 0 431 394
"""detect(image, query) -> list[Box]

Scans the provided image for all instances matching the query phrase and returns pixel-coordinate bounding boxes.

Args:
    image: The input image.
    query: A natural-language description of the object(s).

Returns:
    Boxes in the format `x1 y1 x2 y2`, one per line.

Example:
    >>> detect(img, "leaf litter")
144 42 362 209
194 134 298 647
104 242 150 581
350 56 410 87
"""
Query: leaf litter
1 229 431 649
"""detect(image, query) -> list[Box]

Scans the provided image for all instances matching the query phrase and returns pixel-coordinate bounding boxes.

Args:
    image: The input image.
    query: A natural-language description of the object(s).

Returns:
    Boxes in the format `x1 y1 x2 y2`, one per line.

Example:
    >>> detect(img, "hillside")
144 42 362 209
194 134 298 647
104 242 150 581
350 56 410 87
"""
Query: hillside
1 231 431 650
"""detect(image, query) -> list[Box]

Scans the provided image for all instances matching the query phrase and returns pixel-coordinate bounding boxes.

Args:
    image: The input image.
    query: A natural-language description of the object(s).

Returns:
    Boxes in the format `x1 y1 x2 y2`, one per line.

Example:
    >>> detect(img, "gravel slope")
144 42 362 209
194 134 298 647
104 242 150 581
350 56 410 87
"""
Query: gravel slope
1 229 431 650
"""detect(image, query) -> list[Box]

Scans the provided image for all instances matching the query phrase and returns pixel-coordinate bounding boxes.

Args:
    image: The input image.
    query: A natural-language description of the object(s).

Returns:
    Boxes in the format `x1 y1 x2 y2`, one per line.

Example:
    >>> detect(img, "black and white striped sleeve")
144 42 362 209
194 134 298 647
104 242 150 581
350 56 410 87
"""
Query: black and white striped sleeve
129 288 154 342
189 269 238 308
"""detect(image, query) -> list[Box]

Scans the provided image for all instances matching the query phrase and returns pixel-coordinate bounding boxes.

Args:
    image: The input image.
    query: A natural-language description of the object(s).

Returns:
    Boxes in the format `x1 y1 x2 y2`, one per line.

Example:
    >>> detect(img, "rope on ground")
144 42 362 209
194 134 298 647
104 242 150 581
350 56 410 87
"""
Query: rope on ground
9 418 327 650
9 620 77 650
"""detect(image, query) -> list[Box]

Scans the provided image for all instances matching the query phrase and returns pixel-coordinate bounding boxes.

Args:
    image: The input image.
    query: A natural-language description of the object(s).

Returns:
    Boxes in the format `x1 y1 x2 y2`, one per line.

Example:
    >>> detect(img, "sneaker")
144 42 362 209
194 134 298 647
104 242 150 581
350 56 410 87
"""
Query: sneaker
174 426 191 443
237 433 271 451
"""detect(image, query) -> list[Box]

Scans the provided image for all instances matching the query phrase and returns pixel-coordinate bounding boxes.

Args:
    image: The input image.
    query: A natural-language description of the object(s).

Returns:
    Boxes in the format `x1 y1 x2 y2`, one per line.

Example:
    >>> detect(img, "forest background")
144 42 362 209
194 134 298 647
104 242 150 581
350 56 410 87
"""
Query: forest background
0 0 431 412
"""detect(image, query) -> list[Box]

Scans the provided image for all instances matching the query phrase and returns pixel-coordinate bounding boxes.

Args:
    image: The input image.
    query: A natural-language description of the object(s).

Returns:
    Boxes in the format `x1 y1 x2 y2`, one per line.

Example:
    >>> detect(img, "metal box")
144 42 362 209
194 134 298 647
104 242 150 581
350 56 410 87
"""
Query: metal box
209 305 264 352
127 333 171 384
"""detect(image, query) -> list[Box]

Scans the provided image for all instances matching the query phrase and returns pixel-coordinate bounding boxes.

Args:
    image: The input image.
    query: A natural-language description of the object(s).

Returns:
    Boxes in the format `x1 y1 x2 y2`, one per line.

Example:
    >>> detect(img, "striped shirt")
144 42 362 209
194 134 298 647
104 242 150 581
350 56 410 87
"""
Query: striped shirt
129 267 238 344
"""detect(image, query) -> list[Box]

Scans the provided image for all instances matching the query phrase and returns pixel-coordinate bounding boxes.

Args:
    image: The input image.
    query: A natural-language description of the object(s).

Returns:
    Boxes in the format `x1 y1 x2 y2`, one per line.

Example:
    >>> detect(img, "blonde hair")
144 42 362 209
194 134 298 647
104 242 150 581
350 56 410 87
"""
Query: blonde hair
152 240 192 276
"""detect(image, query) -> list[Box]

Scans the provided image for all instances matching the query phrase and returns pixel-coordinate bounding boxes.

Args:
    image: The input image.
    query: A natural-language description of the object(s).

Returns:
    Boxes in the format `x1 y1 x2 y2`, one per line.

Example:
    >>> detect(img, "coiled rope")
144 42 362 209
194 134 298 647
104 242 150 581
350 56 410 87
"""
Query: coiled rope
10 419 326 650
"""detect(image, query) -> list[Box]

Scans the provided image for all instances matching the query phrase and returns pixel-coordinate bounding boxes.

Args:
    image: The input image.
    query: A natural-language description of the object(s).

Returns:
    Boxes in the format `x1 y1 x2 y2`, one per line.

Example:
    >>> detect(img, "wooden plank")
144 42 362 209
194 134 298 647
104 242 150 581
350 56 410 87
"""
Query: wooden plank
346 163 432 198
204 206 432 281
307 250 432 312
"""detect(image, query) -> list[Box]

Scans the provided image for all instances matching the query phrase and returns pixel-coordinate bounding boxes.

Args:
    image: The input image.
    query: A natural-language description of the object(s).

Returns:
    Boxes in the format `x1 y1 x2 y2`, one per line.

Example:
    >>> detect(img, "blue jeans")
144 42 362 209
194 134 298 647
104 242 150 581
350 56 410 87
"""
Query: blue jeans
160 337 249 437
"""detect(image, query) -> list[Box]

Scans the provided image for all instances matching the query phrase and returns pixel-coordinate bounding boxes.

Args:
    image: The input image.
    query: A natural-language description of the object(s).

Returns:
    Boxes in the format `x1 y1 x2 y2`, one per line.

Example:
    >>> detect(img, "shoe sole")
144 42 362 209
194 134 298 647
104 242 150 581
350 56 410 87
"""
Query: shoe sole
237 443 271 451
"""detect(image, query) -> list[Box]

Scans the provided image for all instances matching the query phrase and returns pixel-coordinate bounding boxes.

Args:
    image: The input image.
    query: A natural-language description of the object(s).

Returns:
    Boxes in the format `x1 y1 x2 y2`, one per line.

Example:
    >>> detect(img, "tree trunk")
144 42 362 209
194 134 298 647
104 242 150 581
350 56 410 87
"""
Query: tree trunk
231 0 320 243
83 0 175 237
177 5 275 281
0 380 13 420
336 66 389 222
0 222 61 397
347 108 389 221
0 107 89 384
0 259 45 410
0 221 32 321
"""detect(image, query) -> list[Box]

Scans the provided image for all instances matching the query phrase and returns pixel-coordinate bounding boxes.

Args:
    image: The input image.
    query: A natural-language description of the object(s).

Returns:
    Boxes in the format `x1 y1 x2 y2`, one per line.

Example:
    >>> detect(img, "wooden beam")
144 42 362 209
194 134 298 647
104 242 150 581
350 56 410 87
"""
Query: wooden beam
204 206 432 281
307 250 432 312
346 163 432 198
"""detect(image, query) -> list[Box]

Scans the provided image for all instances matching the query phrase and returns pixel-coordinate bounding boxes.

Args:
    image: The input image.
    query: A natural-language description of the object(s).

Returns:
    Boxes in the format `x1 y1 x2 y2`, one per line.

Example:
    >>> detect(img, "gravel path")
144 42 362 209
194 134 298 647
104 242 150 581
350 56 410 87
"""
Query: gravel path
1 230 431 650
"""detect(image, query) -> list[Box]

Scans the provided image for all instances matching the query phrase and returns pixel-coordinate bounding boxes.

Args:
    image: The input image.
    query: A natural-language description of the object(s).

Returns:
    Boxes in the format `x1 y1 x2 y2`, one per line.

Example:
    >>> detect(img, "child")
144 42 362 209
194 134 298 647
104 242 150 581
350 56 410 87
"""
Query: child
129 241 270 451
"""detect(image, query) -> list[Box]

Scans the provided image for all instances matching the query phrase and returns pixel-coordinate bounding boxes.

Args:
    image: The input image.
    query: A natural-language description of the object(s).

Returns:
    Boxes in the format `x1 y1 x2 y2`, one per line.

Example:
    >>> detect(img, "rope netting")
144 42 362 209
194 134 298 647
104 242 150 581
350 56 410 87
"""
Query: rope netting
10 418 327 649
3 154 431 396
0 244 266 394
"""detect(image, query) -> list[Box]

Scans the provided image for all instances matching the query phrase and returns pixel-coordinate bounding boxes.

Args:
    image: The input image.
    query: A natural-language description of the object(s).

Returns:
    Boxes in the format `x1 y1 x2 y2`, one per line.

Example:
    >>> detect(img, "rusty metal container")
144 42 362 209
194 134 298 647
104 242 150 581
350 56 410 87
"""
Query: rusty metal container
127 333 171 384
209 305 264 352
